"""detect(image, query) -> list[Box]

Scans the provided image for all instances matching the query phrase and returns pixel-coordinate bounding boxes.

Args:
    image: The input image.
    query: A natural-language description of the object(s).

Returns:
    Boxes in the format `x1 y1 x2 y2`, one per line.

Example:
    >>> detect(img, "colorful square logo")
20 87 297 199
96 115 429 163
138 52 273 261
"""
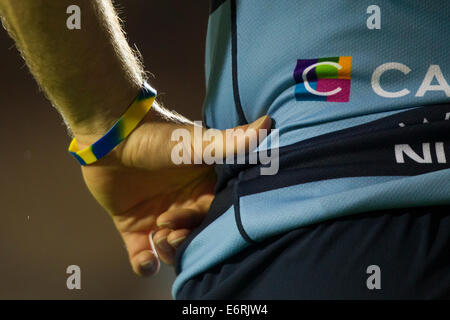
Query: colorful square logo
293 56 352 102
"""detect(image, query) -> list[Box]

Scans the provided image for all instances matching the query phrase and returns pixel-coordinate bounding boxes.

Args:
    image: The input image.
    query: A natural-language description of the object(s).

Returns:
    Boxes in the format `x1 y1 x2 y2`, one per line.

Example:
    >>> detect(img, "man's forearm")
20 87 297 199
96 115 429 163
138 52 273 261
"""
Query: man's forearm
0 0 145 140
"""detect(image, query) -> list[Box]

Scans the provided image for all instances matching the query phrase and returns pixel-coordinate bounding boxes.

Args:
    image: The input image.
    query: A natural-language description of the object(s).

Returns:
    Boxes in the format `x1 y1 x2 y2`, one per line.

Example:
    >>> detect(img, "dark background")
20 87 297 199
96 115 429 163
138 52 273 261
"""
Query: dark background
0 1 208 299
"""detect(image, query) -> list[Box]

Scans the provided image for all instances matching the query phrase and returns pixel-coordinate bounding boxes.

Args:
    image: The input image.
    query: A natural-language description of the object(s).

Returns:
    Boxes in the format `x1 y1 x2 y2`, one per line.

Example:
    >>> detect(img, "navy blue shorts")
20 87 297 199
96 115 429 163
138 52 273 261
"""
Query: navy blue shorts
176 205 450 299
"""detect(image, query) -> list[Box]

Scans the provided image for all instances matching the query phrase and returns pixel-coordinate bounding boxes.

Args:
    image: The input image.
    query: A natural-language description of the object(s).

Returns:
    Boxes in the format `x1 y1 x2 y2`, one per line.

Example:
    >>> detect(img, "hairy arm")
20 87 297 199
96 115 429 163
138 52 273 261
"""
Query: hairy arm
0 0 148 142
0 0 272 275
0 0 212 275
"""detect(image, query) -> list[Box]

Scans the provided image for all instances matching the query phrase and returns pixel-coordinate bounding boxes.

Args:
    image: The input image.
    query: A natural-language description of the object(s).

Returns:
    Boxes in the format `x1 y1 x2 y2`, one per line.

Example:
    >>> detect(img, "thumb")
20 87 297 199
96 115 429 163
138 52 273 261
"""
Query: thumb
119 114 272 169
194 115 272 163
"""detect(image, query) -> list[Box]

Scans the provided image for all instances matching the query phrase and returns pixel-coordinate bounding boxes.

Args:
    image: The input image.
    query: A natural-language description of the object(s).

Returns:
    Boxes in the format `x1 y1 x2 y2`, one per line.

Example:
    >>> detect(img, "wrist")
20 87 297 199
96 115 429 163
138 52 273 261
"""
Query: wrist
68 82 157 166
69 81 142 146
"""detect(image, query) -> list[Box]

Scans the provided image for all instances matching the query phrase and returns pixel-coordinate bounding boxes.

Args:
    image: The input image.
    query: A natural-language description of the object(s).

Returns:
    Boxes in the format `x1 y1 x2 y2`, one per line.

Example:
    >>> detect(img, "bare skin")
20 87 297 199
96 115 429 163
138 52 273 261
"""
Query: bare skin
0 0 271 276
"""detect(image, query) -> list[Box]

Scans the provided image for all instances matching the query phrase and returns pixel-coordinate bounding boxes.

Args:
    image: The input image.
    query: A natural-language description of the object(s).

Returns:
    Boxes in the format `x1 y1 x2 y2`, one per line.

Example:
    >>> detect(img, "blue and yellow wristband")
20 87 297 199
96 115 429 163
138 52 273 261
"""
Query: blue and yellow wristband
68 82 156 165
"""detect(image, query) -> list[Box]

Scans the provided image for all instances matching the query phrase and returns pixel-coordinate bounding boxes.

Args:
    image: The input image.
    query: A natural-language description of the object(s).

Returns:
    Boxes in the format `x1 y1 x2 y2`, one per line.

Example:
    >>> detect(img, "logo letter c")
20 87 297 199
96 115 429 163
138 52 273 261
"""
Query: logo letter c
302 62 343 96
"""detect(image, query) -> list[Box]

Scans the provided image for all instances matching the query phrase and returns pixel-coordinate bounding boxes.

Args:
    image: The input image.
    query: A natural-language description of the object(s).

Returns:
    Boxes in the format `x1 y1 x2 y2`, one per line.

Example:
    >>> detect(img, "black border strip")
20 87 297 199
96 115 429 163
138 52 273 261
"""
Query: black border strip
233 172 257 244
231 0 248 125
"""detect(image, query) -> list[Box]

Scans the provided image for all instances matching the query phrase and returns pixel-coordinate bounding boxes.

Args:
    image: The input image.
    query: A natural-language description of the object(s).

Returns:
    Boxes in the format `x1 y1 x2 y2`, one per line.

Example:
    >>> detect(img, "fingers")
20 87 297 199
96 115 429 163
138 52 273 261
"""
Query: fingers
153 229 175 265
154 228 191 265
167 228 191 248
156 194 212 231
120 231 160 277
154 195 212 265
156 207 207 230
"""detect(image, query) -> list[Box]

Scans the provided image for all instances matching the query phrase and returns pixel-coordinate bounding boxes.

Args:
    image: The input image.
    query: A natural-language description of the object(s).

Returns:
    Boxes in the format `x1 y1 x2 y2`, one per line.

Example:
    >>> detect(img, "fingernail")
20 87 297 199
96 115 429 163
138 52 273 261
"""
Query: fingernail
140 259 157 275
157 221 173 229
155 236 173 253
169 236 186 248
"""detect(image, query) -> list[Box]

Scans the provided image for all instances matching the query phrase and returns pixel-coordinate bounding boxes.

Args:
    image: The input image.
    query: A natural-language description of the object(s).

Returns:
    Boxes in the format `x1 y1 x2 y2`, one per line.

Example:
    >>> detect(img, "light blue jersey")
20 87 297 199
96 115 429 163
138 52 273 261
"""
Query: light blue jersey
173 0 450 298
204 1 449 140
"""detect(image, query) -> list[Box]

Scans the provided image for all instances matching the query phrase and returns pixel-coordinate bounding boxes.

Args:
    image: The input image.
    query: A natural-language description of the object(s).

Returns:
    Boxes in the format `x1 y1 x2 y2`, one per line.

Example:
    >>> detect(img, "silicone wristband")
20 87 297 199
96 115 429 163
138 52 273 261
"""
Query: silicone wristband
68 82 156 165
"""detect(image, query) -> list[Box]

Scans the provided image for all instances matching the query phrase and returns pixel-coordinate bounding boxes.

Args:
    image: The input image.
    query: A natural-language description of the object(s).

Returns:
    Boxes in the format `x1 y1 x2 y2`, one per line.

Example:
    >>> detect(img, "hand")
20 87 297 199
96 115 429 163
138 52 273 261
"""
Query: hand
152 193 214 266
76 108 272 276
